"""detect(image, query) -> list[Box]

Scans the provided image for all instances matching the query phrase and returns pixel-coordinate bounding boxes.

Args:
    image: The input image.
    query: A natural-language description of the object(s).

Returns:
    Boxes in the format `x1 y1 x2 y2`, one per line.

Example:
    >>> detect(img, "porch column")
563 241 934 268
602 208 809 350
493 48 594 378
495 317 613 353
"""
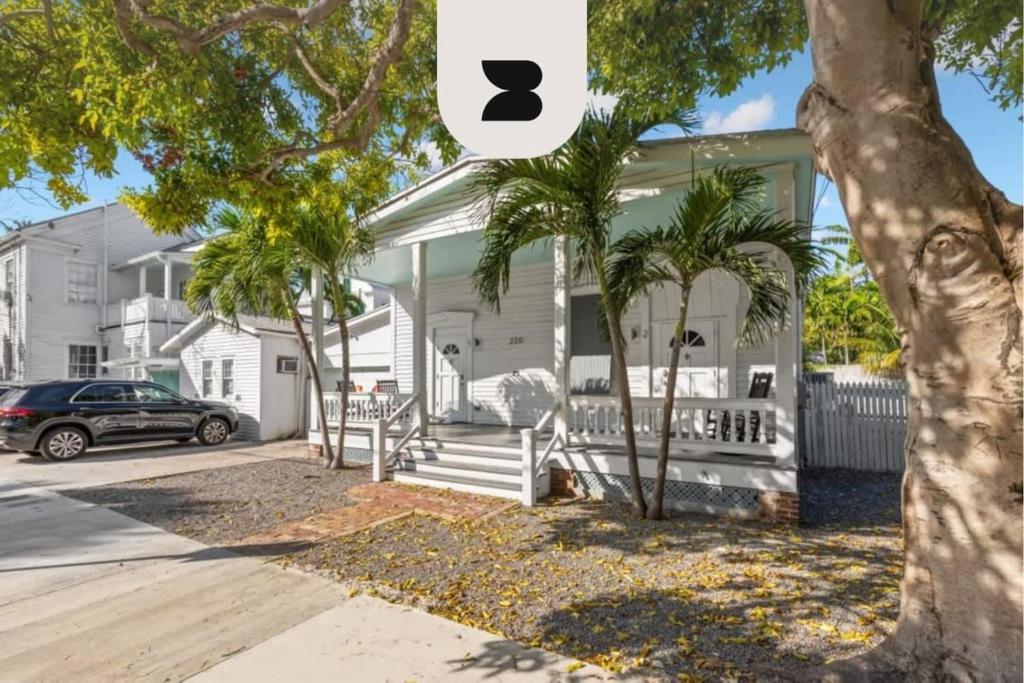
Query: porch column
162 259 173 338
553 236 570 442
138 265 147 297
411 241 429 436
773 259 798 468
311 267 326 377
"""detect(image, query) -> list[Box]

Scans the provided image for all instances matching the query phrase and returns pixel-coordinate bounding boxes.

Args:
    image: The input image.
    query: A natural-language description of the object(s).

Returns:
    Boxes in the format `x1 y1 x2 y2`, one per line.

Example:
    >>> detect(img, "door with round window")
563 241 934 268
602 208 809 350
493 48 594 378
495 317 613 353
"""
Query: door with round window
433 331 468 422
653 319 720 398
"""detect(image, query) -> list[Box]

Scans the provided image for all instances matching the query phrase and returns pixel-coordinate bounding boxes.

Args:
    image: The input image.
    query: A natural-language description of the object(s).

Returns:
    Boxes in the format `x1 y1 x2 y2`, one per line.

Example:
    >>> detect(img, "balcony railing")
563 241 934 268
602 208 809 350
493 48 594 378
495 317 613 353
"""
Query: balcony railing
567 395 777 457
107 294 193 326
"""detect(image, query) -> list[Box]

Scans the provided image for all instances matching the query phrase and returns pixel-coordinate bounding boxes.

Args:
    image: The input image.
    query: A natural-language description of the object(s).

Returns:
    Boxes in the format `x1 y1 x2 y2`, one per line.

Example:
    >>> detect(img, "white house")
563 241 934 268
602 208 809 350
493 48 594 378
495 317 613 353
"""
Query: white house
0 204 201 384
307 129 815 522
160 315 307 441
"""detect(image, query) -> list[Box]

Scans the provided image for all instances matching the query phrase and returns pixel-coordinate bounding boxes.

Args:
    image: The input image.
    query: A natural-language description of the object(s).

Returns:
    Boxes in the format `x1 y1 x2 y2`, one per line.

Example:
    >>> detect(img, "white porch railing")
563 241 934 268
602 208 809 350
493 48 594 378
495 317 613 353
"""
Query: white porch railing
322 392 415 426
373 393 421 482
567 396 777 456
520 401 562 506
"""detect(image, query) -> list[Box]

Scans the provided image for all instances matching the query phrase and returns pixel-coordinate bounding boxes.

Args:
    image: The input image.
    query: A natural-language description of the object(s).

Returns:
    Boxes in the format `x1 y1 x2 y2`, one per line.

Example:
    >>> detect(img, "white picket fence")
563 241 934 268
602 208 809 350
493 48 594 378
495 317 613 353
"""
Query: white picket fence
800 378 908 472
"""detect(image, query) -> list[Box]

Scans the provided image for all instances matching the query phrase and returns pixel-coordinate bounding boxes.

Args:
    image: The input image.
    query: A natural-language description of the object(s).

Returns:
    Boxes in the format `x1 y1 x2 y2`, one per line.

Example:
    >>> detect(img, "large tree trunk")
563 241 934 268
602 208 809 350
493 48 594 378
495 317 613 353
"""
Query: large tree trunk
798 1 1022 679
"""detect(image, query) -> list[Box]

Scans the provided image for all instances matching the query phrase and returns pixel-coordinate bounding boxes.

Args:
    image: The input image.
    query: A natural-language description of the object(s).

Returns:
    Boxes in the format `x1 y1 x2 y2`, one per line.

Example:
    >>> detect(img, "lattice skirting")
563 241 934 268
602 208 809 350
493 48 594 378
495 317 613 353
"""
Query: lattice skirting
343 446 373 463
572 470 760 512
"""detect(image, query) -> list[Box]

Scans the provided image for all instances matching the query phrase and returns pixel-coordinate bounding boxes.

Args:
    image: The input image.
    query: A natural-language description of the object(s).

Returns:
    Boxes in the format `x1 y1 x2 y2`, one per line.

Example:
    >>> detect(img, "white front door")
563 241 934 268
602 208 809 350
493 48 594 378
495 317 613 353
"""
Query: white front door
653 318 721 398
432 329 468 422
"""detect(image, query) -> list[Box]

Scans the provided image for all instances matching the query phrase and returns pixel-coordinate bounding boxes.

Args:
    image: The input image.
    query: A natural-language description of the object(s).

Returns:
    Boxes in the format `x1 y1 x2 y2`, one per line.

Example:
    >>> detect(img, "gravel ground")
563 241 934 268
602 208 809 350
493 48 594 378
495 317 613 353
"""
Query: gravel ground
292 491 902 679
68 458 371 546
800 468 903 527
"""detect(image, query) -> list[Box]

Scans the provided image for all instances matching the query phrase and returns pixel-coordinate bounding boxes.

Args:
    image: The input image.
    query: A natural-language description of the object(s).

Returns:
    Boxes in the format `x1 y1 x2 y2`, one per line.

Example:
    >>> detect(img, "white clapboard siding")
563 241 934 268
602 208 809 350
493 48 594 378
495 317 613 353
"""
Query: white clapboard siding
801 379 907 472
394 261 556 426
179 325 262 440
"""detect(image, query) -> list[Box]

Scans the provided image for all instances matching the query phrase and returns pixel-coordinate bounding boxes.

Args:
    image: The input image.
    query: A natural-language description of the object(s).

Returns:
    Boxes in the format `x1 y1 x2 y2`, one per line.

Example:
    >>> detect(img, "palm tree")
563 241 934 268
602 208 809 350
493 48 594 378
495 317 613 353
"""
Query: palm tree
607 166 822 520
472 105 698 517
186 208 336 463
289 207 375 469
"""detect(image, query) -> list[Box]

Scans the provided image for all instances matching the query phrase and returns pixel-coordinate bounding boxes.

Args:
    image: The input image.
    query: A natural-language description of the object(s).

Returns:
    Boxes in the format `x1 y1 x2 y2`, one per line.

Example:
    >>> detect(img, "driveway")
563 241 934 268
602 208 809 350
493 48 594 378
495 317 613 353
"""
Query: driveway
0 441 604 682
0 438 305 490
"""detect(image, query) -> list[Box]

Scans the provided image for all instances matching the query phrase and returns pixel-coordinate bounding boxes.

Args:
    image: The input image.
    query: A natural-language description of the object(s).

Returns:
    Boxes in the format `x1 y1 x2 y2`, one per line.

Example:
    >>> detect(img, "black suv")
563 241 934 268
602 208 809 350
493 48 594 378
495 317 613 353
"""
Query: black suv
0 380 240 461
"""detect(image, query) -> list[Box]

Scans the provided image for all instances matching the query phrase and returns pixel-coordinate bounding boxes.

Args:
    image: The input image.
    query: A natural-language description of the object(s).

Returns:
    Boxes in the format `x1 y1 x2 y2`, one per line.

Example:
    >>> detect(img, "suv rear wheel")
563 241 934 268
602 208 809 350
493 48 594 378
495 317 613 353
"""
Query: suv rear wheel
40 427 88 461
197 417 230 446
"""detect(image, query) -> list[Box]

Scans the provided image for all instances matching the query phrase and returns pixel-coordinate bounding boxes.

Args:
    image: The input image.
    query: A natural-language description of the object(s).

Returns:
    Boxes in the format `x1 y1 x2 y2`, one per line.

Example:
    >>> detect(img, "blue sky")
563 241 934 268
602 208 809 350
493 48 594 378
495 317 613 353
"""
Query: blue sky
2 49 1020 230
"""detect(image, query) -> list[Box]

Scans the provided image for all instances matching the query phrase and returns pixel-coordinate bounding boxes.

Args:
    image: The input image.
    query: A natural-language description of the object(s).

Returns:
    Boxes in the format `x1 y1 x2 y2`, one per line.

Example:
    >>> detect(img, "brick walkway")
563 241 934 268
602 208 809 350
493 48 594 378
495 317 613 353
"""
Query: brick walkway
235 482 518 550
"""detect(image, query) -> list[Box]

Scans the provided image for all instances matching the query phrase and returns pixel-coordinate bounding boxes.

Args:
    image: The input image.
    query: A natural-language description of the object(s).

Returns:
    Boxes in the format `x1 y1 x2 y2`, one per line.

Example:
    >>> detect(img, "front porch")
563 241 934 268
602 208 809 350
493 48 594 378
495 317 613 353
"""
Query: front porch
308 385 796 519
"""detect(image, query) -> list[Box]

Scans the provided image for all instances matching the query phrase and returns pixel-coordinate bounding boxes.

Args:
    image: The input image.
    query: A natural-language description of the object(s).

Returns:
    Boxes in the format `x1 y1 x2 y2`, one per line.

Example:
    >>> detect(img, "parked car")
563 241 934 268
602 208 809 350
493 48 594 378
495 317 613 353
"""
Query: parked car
0 380 240 461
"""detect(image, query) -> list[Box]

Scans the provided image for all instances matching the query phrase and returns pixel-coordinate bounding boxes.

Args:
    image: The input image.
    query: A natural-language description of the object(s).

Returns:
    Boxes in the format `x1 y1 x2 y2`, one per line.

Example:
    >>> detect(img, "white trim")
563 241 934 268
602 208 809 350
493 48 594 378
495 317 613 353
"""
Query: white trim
323 304 390 340
160 314 298 353
550 450 797 494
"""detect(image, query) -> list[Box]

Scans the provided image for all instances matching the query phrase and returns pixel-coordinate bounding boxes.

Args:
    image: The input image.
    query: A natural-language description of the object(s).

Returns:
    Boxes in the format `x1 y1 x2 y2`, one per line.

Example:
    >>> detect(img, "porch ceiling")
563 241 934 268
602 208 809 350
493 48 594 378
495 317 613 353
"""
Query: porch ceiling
351 188 691 287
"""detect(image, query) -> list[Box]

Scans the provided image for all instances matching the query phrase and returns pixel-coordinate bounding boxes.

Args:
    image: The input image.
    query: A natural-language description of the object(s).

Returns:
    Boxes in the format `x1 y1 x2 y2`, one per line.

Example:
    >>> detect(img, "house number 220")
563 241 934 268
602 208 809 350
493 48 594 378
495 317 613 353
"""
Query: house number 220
508 336 525 345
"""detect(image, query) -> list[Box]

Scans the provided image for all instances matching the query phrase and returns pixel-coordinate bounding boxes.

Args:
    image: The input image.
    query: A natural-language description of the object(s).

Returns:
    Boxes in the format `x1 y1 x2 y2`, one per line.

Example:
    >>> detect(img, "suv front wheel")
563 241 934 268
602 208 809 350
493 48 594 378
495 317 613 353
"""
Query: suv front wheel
197 417 230 446
40 426 88 462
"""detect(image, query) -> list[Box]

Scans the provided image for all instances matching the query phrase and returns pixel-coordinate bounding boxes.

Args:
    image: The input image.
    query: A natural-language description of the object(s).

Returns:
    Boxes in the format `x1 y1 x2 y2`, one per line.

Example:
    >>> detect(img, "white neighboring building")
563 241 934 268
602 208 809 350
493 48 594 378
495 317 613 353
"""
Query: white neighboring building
161 315 307 441
0 204 201 384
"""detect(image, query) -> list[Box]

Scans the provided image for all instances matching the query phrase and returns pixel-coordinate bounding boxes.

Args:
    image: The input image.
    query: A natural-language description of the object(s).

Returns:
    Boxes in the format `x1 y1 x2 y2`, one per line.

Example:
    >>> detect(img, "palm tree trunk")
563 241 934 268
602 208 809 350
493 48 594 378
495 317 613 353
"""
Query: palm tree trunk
327 278 350 470
285 290 333 464
598 268 646 517
649 292 688 520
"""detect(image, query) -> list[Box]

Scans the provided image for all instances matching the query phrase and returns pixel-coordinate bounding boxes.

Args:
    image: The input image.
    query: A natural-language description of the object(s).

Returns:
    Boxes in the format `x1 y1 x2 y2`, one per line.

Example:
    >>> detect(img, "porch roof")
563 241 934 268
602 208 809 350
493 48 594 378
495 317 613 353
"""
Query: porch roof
349 128 815 287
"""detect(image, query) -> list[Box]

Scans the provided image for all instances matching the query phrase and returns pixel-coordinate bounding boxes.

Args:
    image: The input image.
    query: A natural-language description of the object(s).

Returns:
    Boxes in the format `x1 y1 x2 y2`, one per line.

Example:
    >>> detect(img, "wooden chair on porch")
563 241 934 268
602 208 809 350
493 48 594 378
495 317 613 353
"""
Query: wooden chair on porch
373 379 399 394
734 372 772 442
705 372 773 442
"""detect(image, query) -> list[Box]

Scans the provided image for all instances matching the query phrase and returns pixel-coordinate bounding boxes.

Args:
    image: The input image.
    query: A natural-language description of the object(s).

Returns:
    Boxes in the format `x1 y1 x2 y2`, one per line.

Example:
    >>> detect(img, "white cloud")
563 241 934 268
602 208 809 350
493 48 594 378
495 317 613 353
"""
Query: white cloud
819 194 833 209
702 94 776 135
587 90 619 116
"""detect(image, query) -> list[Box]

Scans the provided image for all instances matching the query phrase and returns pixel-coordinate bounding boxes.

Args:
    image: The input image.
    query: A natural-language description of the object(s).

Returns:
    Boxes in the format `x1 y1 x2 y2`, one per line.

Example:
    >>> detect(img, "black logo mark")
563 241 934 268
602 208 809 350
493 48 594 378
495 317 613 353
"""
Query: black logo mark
481 60 542 122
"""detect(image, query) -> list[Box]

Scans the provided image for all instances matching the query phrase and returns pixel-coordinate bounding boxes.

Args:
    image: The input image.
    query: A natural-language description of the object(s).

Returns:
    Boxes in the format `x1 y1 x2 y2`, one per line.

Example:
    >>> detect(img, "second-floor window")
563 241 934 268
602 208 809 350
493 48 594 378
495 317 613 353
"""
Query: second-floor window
67 261 98 304
68 345 97 378
3 259 13 293
221 358 234 397
201 360 213 397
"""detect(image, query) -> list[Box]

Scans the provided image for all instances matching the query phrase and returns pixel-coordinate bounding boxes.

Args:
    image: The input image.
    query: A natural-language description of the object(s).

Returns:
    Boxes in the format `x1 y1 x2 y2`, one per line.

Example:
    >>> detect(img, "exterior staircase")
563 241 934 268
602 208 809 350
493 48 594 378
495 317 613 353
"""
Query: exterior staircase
389 436 550 501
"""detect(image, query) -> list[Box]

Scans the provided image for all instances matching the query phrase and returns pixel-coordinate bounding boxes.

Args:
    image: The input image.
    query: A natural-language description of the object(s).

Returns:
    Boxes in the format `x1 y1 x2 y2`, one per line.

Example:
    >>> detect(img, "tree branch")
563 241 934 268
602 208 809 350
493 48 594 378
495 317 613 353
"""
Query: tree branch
40 0 55 41
253 0 417 180
254 101 383 183
121 0 357 54
0 9 43 28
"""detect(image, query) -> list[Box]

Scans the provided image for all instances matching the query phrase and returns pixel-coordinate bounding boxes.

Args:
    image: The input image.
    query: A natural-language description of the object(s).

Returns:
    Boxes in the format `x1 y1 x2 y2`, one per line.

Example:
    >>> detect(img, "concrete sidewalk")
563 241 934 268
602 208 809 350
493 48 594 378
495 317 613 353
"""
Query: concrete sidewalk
0 444 606 682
